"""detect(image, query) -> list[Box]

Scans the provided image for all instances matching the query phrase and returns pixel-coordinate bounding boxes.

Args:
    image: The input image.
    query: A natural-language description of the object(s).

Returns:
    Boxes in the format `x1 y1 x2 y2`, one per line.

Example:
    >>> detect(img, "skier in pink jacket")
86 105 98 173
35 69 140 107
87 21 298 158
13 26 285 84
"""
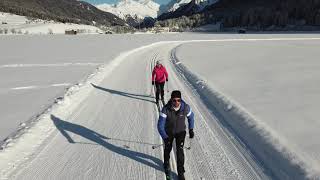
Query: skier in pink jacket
152 60 168 105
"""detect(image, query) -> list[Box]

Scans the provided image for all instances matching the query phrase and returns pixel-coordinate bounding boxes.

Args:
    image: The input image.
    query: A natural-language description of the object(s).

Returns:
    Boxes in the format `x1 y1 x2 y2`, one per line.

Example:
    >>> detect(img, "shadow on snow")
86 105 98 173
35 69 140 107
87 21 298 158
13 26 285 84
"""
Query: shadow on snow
51 114 164 173
91 83 155 103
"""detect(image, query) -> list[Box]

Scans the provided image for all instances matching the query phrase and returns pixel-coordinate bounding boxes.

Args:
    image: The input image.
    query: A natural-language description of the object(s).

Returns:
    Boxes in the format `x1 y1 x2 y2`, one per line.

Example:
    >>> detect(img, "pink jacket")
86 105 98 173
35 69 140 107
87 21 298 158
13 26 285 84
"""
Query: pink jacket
152 65 168 83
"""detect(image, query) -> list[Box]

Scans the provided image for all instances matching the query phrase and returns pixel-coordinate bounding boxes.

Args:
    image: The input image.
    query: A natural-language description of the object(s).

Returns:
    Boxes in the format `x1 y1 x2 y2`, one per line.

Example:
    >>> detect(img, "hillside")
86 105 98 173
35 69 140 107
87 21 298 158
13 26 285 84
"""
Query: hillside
156 0 320 31
203 0 320 29
0 0 126 26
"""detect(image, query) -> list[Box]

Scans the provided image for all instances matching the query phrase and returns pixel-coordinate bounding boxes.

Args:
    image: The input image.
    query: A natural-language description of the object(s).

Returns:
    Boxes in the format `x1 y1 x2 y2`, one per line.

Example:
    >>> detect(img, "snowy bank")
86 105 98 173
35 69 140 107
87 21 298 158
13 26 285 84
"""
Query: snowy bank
0 12 102 35
170 45 320 179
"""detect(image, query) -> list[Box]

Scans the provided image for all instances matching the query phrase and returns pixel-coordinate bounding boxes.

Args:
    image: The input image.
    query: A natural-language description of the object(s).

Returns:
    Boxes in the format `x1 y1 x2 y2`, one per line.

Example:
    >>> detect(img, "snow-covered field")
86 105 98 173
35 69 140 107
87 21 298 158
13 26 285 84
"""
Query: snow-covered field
1 33 320 179
174 38 320 178
1 33 230 142
0 12 102 35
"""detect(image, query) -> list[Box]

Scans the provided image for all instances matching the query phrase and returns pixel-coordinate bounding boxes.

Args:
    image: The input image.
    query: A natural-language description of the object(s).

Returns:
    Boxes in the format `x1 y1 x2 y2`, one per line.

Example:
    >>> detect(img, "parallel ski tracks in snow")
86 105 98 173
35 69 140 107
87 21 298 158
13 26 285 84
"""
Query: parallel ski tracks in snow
147 43 268 180
149 51 175 180
163 45 240 180
2 42 267 180
168 44 269 180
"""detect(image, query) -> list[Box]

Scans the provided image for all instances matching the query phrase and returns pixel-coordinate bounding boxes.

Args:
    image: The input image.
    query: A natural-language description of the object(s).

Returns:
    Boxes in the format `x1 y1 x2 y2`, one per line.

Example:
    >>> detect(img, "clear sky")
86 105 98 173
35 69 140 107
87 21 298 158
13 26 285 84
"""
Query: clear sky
84 0 169 5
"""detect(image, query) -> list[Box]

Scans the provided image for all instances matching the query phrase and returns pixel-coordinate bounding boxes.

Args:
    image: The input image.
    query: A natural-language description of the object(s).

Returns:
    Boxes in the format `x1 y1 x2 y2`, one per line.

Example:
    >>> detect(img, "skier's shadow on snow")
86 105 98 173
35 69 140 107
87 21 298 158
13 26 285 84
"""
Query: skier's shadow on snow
91 83 155 103
51 114 165 173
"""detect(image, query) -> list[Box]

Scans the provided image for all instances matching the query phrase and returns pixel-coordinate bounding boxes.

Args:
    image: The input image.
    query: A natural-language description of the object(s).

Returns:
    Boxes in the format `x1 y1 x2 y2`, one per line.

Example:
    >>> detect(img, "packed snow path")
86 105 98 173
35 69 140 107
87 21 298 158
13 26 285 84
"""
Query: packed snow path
2 43 266 180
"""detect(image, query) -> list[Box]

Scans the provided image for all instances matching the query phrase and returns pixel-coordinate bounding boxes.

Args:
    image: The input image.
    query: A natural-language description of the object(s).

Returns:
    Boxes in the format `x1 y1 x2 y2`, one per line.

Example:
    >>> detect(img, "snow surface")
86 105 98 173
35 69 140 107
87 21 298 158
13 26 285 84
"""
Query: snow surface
97 0 160 19
0 39 264 180
0 12 28 25
1 33 320 179
1 33 233 142
0 12 102 35
174 37 320 178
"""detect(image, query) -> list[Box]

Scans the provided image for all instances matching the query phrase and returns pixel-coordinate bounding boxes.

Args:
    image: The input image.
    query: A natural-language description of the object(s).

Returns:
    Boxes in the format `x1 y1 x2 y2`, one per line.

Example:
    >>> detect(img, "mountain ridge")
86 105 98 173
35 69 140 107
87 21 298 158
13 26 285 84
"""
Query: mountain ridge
97 0 160 19
0 0 126 26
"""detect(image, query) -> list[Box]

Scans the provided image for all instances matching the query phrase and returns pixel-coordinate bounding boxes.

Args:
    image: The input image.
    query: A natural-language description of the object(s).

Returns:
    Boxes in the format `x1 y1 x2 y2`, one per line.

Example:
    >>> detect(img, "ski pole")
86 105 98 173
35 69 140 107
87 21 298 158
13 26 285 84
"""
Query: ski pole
166 81 169 93
150 84 153 96
154 84 157 98
152 144 163 149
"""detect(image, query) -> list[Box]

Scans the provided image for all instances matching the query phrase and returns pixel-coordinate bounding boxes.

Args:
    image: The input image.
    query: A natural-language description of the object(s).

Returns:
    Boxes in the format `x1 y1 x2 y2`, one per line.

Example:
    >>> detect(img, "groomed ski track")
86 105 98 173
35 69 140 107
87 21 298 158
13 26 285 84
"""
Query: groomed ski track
1 42 267 180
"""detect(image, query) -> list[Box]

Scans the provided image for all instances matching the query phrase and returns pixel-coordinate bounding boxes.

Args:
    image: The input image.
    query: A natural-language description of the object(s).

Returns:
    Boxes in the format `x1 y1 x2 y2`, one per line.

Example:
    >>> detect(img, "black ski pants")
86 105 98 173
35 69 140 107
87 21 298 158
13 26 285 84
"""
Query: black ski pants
163 131 186 175
155 82 165 102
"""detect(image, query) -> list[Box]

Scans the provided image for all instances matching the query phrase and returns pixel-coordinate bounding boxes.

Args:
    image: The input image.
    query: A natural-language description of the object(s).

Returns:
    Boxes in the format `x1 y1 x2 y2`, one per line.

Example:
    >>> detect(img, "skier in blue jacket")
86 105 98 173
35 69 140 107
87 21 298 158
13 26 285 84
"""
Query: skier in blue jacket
157 90 195 180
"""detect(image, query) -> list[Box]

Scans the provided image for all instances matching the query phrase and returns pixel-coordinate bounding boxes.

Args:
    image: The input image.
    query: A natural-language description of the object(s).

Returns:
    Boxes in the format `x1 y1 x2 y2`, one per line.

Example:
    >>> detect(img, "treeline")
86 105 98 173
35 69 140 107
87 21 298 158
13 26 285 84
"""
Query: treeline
154 0 320 30
155 14 205 30
207 0 320 28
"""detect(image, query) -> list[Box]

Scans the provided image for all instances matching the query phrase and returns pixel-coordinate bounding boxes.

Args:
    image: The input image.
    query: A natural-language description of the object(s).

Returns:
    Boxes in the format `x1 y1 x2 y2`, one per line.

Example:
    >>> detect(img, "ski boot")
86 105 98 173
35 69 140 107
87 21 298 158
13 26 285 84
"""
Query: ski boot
178 173 185 180
164 163 171 180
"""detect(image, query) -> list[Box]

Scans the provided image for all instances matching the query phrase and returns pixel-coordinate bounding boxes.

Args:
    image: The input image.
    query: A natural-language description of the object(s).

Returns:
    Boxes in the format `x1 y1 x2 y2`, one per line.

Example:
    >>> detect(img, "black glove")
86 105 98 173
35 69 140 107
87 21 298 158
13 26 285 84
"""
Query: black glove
189 129 194 139
152 81 155 85
164 138 170 146
166 78 168 82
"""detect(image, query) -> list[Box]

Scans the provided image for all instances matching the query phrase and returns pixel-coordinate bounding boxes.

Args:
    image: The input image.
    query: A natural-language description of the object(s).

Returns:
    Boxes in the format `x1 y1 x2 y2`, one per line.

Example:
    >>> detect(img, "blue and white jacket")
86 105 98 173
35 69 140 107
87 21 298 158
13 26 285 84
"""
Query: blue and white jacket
157 100 195 139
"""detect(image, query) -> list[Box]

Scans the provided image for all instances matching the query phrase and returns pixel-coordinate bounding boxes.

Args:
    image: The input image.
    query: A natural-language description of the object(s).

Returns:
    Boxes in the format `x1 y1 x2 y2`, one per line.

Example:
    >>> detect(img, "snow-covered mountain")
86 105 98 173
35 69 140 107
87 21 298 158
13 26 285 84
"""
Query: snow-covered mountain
97 0 160 20
0 0 125 26
160 0 218 14
159 0 191 13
